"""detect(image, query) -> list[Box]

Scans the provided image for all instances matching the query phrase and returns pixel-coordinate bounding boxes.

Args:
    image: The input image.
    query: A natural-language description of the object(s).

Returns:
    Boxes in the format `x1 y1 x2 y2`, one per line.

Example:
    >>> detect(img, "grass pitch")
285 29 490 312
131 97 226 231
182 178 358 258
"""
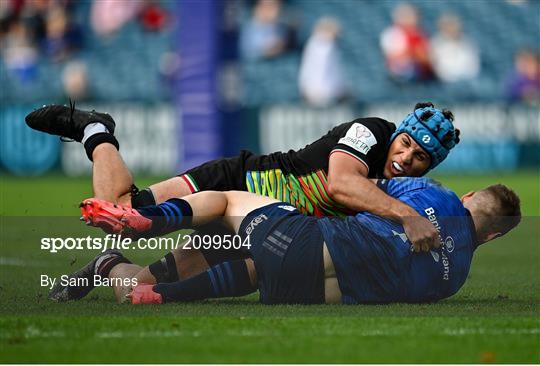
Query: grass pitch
0 172 539 363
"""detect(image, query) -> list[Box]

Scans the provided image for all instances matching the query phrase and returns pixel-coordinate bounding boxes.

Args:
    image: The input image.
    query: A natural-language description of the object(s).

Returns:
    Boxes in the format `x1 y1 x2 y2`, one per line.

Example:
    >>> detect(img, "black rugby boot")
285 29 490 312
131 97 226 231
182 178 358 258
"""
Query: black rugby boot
25 101 116 142
48 249 124 302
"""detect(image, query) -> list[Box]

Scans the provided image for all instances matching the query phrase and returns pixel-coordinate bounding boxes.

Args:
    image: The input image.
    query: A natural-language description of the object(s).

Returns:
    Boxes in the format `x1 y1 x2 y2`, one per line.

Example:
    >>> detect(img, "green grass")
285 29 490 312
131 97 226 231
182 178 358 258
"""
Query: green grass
1 172 539 363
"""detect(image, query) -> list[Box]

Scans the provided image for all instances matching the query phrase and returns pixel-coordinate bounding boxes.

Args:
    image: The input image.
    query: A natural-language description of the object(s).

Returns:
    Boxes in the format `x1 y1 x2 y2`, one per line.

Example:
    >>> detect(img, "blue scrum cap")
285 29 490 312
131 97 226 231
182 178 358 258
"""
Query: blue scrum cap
390 106 460 171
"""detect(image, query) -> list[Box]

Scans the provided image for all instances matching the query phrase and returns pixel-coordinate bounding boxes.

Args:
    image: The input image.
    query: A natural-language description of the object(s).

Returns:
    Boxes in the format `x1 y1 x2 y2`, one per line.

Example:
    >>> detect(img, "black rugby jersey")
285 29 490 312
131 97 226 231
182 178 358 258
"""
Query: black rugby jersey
245 117 396 216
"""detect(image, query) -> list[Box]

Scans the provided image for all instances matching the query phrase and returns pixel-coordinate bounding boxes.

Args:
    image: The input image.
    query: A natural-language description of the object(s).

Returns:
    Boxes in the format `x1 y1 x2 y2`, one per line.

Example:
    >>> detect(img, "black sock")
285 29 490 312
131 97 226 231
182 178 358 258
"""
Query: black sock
95 253 132 278
83 133 120 161
131 187 156 208
153 260 257 303
137 198 193 236
148 252 179 283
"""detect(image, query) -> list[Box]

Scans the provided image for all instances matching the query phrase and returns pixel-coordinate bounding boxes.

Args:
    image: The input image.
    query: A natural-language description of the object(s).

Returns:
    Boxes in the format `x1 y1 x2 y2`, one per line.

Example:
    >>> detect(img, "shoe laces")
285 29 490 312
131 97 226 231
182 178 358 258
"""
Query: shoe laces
59 99 76 142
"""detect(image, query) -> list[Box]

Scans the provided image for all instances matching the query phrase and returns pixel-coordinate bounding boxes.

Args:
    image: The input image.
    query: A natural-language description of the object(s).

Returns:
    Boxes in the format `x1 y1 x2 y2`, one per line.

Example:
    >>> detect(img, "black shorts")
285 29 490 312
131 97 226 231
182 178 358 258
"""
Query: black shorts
179 150 282 192
238 203 325 305
180 150 254 192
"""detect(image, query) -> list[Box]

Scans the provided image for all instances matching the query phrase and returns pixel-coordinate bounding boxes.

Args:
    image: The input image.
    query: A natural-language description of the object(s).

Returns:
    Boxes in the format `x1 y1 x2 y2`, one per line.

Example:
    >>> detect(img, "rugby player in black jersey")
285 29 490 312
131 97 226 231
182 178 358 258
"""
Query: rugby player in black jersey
27 102 460 294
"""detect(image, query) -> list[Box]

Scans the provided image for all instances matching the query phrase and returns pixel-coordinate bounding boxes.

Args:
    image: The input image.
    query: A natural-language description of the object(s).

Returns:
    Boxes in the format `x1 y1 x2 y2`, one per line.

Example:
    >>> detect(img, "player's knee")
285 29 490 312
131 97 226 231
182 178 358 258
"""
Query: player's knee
151 176 195 203
172 246 211 280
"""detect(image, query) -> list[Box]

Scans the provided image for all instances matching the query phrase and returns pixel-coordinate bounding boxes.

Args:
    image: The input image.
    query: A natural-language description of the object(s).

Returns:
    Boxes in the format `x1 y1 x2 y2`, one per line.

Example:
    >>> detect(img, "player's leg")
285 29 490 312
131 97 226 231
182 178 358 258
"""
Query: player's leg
127 155 252 281
108 263 144 303
48 249 133 302
117 227 339 305
177 190 281 232
79 191 276 286
87 128 253 290
145 176 192 204
129 203 327 305
81 190 280 239
24 104 135 203
132 224 247 287
47 247 198 304
48 246 253 304
71 187 271 302
26 104 258 287
126 192 279 304
91 143 133 204
129 258 258 304
131 246 210 286
47 191 261 303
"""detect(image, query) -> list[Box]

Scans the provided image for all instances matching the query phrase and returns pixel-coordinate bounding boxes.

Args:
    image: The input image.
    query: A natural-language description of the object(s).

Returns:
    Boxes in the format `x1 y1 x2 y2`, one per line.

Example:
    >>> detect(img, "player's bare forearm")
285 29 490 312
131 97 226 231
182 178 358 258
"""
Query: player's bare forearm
329 174 418 222
327 153 439 252
327 151 418 222
329 176 438 252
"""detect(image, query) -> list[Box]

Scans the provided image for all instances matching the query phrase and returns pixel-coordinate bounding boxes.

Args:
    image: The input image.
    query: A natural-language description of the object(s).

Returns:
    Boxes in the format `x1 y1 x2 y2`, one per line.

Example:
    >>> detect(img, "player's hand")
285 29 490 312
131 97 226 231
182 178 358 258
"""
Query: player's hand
401 215 440 252
126 284 163 304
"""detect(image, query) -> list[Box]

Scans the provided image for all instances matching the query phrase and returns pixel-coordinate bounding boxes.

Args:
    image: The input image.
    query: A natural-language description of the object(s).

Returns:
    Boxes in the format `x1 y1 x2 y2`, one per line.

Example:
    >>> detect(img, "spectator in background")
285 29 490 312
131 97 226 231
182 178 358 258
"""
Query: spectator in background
505 49 540 105
42 4 82 62
90 0 141 37
380 3 434 83
62 60 90 100
139 0 168 32
430 14 480 83
1 18 38 83
239 0 294 60
16 0 48 47
298 17 347 107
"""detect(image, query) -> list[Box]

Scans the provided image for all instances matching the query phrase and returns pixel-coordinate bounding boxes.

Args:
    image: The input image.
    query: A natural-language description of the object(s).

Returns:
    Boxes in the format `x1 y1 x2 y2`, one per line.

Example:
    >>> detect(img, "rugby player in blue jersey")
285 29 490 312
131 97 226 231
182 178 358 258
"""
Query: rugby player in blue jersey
51 177 520 305
27 102 459 255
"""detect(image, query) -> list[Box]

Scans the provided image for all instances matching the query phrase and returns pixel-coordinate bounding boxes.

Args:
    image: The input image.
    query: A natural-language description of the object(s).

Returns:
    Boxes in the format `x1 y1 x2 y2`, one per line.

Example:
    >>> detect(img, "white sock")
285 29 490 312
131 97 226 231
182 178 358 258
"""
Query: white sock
82 123 109 145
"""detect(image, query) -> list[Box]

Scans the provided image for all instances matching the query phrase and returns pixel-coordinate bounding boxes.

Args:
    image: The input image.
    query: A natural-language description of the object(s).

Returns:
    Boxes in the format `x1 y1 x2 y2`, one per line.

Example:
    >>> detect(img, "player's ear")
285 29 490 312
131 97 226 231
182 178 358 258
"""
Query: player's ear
484 232 502 242
460 191 475 203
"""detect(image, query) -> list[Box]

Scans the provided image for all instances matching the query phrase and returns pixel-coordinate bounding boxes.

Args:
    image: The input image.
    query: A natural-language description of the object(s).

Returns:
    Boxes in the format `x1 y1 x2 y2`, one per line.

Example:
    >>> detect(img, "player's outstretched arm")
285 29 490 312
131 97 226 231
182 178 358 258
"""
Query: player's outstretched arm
327 152 439 252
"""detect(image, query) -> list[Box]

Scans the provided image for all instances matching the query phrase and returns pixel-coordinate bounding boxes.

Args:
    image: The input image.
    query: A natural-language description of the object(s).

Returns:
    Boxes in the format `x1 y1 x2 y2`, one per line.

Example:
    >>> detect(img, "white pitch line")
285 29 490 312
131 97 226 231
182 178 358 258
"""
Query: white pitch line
0 257 45 267
443 328 540 336
94 327 540 338
0 326 65 339
4 327 533 340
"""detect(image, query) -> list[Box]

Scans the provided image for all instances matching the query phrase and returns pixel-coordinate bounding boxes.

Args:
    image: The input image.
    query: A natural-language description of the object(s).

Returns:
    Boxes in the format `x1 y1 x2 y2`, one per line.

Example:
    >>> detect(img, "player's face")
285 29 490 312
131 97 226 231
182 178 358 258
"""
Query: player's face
383 133 431 178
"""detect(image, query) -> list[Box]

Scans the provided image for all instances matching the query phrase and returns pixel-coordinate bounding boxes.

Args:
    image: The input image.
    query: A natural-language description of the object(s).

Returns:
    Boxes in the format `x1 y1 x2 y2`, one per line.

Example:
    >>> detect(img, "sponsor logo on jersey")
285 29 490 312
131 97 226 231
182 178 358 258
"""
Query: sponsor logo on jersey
245 214 268 236
356 125 372 138
278 205 296 212
338 123 378 155
444 236 455 252
424 206 450 281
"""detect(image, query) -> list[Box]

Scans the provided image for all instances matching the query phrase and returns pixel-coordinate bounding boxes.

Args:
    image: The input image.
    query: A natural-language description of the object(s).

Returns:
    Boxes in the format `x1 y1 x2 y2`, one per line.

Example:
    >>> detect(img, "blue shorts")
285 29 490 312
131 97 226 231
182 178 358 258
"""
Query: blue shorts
238 203 325 305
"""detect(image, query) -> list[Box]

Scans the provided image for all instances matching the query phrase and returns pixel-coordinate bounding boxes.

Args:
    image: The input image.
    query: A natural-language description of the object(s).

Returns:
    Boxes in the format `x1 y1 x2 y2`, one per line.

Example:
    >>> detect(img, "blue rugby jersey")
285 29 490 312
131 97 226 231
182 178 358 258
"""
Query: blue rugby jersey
317 178 478 304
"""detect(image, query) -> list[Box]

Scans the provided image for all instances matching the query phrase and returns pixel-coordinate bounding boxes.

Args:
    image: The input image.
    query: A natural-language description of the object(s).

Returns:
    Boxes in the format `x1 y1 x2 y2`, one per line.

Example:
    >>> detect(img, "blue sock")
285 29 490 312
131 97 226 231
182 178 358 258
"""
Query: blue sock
136 198 193 235
153 260 257 303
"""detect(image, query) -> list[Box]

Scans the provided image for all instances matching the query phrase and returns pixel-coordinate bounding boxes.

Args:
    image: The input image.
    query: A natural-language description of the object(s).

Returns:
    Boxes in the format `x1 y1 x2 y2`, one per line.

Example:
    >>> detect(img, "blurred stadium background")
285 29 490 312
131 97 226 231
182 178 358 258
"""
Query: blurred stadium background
1 0 539 178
